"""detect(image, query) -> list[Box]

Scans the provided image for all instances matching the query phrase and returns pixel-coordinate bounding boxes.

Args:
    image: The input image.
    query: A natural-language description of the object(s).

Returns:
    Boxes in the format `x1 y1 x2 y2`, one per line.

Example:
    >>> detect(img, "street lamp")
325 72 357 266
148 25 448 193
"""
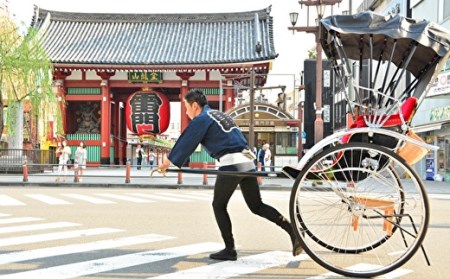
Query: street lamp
288 0 342 144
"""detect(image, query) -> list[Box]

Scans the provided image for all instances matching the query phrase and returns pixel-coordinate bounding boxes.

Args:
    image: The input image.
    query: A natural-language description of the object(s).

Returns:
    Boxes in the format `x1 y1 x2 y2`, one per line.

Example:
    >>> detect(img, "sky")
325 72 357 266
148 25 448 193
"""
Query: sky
9 0 361 108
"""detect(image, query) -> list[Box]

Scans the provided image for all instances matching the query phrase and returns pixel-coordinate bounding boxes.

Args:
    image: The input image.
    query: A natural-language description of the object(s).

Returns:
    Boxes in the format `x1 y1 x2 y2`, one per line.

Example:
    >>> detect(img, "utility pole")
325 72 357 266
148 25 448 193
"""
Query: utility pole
288 0 342 143
248 70 255 151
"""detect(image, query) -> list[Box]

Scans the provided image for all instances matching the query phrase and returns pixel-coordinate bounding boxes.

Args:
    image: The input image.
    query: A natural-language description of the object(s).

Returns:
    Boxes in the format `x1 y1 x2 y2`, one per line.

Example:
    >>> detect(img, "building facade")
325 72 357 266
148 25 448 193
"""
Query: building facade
33 6 278 166
357 0 450 180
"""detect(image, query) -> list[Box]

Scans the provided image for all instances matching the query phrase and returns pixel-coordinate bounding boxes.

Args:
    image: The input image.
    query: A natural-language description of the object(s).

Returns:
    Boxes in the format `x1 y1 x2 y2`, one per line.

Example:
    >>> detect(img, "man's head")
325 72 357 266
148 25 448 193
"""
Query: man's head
184 89 208 120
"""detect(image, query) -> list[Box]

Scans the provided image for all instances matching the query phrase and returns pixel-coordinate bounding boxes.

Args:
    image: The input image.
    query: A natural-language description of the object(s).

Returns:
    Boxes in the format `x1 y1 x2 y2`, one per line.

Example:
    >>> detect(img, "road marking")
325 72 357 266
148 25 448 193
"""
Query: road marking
0 227 122 248
130 193 190 202
428 194 450 200
152 251 310 279
95 193 154 203
0 242 223 278
307 263 412 278
0 213 11 217
0 195 25 206
0 217 43 225
0 222 80 234
0 233 174 265
61 193 115 204
25 194 72 205
159 192 211 201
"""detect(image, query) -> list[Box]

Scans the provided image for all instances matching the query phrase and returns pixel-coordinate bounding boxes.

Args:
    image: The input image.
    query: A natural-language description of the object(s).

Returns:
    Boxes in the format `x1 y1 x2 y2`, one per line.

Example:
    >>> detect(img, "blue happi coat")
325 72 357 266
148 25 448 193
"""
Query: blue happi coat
168 105 249 167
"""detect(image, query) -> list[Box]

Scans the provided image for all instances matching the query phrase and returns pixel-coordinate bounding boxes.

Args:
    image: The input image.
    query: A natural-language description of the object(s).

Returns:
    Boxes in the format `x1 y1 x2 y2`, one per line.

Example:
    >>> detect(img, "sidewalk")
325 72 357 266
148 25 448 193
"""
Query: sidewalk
0 166 449 194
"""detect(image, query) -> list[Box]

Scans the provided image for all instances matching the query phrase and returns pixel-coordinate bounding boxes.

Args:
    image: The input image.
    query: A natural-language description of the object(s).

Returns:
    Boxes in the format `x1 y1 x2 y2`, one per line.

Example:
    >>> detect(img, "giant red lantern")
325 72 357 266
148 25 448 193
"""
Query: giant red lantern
125 90 170 135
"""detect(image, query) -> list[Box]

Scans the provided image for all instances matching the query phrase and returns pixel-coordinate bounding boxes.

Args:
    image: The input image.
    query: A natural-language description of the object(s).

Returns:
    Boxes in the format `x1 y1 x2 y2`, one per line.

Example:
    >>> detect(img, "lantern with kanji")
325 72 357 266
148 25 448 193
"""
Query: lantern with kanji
125 90 170 135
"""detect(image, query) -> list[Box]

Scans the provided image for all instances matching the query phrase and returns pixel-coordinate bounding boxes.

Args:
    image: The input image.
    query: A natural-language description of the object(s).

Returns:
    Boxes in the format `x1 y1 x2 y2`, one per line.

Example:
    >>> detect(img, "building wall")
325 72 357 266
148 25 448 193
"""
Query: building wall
411 0 450 180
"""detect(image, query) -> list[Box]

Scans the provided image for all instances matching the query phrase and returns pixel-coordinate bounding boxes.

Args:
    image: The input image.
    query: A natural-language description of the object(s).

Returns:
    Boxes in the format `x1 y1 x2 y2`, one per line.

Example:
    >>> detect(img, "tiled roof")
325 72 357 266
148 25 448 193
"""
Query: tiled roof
32 6 277 70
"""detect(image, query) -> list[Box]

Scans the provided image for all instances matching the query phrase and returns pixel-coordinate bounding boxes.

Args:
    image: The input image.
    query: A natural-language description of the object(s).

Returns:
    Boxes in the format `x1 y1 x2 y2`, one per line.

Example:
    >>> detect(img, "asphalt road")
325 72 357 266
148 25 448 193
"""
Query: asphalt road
0 186 448 278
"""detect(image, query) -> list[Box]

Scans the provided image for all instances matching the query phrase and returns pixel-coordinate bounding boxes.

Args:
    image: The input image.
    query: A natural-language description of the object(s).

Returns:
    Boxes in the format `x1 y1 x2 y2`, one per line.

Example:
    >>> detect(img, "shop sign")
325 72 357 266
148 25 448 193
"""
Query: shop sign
429 71 450 97
128 71 163 83
430 104 450 121
125 91 170 135
240 127 275 132
235 120 275 126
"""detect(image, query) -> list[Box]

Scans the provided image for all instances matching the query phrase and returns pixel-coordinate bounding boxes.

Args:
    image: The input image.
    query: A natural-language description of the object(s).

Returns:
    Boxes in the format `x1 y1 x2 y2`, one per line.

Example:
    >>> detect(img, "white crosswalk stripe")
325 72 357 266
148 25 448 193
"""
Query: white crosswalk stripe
0 233 174 265
0 227 122 247
428 193 450 200
130 192 191 202
0 217 43 225
0 242 223 279
152 251 310 279
0 191 293 207
0 222 79 234
158 192 211 201
95 193 154 203
0 213 11 217
308 263 412 278
60 193 116 204
0 195 25 206
25 194 72 205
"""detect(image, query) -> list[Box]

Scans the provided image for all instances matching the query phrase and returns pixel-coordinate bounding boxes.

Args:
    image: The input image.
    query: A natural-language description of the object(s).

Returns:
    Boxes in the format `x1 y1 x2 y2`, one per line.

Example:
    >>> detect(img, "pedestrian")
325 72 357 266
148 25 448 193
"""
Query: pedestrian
56 140 71 182
148 148 156 169
257 145 265 171
263 143 272 172
74 141 87 182
157 89 301 261
136 144 144 170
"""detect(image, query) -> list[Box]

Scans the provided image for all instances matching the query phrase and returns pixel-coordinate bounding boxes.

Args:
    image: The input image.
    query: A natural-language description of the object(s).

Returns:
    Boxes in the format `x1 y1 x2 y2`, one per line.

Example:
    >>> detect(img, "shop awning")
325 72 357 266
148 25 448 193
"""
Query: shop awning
412 120 450 133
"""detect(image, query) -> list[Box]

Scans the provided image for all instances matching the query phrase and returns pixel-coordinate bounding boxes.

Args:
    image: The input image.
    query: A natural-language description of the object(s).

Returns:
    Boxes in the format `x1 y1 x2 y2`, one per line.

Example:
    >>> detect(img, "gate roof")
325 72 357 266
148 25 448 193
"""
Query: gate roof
32 6 277 72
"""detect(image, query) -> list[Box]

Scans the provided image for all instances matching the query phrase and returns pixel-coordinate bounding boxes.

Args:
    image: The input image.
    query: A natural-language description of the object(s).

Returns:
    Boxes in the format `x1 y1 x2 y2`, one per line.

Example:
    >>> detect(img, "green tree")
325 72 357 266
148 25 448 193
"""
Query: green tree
0 16 56 149
308 47 317 59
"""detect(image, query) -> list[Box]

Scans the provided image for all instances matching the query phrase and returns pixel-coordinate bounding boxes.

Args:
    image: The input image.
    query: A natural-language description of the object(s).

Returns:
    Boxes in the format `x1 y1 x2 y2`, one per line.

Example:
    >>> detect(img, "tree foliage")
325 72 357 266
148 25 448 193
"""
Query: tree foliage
0 16 56 146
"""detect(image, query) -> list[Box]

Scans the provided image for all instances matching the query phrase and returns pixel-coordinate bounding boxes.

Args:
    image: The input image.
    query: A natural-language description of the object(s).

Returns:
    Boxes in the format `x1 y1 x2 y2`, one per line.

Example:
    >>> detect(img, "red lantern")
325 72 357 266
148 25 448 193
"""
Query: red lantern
125 91 170 135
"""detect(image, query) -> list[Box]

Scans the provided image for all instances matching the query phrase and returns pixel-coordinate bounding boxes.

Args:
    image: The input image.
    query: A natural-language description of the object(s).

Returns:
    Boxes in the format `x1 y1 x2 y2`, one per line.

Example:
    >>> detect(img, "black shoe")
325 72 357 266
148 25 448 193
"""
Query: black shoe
290 232 304 256
209 248 237 261
292 238 303 256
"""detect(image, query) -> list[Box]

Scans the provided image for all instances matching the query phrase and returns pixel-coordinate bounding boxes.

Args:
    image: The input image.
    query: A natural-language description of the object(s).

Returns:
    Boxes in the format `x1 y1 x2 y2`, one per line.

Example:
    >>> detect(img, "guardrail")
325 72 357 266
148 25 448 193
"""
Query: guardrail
0 149 55 173
0 161 285 186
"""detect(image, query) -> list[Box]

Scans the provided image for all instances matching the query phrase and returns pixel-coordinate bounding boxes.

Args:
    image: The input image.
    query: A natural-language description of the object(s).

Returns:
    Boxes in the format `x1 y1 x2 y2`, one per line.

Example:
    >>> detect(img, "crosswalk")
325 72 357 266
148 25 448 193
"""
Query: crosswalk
1 190 448 207
0 191 291 207
0 212 414 278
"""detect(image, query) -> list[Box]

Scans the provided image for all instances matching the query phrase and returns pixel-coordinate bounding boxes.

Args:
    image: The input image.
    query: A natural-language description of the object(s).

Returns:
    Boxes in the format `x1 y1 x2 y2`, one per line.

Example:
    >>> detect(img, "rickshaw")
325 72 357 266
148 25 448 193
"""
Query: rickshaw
153 11 450 278
285 11 450 277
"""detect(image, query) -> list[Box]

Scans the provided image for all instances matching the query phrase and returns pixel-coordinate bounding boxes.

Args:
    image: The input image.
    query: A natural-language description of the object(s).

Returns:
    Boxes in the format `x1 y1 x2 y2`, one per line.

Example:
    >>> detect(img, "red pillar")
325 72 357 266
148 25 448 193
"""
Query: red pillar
176 72 195 132
97 71 115 165
224 82 234 112
53 71 71 134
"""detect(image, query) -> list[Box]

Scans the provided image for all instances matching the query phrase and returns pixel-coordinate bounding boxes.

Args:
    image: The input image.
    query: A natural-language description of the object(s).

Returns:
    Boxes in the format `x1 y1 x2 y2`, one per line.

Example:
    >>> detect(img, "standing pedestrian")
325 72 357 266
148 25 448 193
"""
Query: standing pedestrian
74 141 87 182
157 89 302 261
136 144 144 170
263 143 272 172
148 148 156 169
56 140 71 182
257 145 265 171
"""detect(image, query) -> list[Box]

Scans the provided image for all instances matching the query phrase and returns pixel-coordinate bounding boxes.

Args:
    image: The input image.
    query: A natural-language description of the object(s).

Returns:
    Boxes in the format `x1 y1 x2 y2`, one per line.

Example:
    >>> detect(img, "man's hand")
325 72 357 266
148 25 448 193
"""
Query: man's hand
150 159 172 177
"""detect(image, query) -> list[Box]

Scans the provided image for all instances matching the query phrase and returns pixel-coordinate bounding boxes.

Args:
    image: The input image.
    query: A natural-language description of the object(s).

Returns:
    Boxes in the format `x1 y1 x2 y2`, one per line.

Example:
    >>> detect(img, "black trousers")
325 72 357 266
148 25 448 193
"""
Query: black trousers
137 157 142 169
212 163 292 249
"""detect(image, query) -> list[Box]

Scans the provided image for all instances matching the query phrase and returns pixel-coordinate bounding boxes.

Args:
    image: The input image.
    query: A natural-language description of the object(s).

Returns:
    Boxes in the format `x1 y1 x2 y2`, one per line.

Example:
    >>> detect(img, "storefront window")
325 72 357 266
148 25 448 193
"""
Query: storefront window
275 132 297 155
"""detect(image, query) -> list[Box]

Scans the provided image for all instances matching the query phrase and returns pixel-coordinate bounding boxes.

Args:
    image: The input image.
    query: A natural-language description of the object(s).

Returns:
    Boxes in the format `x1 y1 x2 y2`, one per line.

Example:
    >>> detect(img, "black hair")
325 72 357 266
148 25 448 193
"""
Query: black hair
184 89 208 107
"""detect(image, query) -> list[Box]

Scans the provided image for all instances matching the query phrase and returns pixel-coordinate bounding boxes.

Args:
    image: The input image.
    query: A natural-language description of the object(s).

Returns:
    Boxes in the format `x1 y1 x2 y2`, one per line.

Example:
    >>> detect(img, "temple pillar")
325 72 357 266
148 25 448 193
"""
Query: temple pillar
176 72 195 132
52 70 71 135
97 71 115 165
224 79 235 111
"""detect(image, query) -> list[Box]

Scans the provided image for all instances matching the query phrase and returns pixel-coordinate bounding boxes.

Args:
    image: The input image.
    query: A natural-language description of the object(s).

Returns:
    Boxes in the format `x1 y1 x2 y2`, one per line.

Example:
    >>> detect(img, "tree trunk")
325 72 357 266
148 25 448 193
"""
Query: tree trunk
9 101 24 150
